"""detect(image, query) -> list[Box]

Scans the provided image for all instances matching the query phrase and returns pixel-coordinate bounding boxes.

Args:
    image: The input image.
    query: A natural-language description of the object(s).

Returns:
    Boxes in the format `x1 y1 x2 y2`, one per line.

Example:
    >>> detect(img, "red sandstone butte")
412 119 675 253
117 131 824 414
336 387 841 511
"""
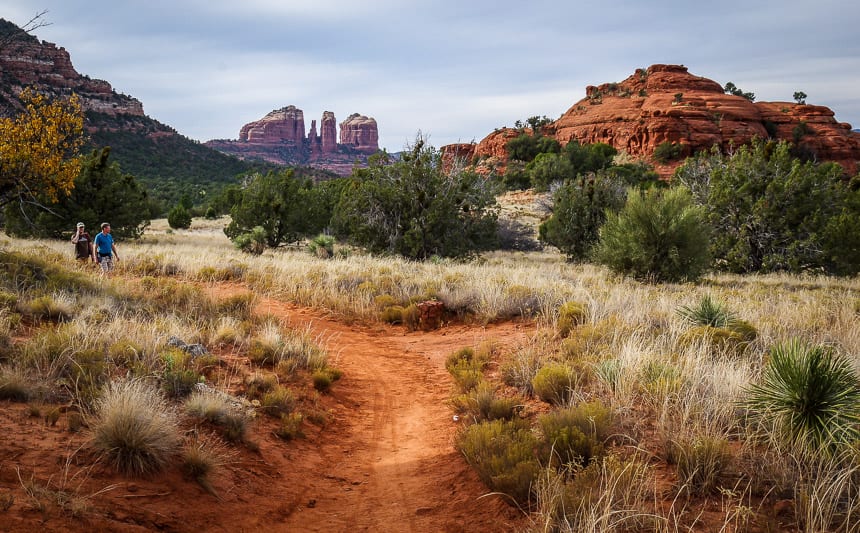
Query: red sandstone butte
453 64 860 177
340 113 380 154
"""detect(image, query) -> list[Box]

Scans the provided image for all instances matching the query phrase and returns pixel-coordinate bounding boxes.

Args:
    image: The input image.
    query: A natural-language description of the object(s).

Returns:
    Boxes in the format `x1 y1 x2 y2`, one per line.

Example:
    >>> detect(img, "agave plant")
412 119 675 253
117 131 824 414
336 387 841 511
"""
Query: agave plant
677 294 737 328
743 339 860 453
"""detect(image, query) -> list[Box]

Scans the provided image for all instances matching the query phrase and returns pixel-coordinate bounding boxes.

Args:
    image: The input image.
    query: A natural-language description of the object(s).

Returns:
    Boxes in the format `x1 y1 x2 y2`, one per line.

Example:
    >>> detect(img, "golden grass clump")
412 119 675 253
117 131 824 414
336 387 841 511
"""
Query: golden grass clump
0 365 32 401
185 388 251 444
90 379 181 476
449 381 522 423
557 301 587 337
532 362 576 405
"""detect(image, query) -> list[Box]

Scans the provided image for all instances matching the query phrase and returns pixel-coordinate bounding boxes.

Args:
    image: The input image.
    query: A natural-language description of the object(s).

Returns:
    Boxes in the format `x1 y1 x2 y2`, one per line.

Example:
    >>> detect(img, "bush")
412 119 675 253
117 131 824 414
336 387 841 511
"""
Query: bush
308 234 336 259
592 187 711 282
260 386 295 418
275 412 305 440
450 381 521 422
743 339 860 453
653 141 683 163
0 366 31 402
539 172 627 260
167 204 192 229
332 137 499 260
557 301 587 337
185 389 250 444
678 139 860 275
233 226 267 255
532 362 576 405
538 401 613 467
91 379 181 476
677 294 737 327
456 419 540 505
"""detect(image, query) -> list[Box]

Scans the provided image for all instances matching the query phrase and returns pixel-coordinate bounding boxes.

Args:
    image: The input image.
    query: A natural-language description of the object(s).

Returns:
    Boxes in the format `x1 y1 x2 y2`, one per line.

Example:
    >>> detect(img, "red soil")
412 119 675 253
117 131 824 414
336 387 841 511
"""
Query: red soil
0 283 534 532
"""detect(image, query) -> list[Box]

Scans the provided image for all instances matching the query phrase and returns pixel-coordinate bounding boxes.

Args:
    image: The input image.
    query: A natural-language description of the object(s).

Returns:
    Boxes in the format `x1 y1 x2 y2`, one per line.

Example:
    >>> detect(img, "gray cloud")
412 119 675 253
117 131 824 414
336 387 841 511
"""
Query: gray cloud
3 0 859 150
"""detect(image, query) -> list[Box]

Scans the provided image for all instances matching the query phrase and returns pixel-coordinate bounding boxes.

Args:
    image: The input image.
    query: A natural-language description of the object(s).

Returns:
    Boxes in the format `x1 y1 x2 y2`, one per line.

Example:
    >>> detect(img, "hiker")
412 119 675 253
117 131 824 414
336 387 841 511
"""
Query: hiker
93 222 119 275
71 222 96 263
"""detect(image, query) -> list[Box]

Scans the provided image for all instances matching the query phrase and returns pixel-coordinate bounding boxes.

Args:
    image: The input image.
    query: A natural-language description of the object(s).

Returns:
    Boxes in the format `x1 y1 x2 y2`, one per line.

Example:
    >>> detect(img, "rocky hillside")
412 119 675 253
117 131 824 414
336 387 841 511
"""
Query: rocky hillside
206 106 380 175
0 19 271 210
451 64 860 177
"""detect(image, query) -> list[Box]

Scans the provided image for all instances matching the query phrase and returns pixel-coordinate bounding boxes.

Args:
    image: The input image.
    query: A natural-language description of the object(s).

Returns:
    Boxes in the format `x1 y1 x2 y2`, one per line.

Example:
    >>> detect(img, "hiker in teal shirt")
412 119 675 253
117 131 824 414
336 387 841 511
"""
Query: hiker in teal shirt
93 222 119 275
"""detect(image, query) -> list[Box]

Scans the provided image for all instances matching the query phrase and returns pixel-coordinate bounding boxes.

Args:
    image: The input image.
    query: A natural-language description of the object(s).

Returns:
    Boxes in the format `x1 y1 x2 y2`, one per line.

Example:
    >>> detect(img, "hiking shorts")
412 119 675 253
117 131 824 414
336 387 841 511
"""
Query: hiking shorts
98 254 114 272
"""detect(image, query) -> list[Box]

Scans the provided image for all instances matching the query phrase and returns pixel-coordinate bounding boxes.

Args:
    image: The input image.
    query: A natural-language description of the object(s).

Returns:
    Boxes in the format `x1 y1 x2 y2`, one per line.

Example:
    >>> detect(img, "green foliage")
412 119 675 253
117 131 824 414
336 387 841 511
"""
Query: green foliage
506 133 560 163
557 301 587 337
225 170 328 248
539 172 627 260
678 139 860 275
3 147 152 240
792 120 810 143
793 91 807 105
233 226 267 255
563 141 617 177
332 138 499 260
653 141 683 163
84 112 279 211
723 81 755 102
450 381 521 422
744 339 860 453
532 362 576 405
538 401 612 467
456 419 540 505
307 234 336 259
677 294 737 328
167 203 192 229
275 412 305 440
528 152 574 191
593 187 711 282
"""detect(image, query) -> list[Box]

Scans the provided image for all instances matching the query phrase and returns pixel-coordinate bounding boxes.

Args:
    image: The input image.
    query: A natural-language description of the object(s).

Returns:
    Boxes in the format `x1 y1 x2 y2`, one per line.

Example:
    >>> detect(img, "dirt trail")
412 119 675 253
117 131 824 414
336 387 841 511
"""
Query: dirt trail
0 285 533 532
253 295 532 532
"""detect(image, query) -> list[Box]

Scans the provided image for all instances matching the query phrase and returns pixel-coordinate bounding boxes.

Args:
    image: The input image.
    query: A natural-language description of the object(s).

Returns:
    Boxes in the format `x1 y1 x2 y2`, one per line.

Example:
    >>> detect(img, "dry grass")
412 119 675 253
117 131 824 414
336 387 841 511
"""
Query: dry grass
4 224 860 529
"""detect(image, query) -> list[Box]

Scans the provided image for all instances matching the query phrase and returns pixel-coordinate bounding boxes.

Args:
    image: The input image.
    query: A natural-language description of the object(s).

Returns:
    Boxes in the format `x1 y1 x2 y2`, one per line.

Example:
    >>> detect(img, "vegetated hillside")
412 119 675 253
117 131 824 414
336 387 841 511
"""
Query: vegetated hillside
454 64 860 178
0 18 282 211
85 112 280 210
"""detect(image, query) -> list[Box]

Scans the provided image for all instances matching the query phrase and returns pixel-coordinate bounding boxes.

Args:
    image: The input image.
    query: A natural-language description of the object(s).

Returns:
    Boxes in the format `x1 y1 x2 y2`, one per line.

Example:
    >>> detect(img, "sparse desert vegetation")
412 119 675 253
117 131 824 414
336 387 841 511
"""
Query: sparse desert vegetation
1 222 858 530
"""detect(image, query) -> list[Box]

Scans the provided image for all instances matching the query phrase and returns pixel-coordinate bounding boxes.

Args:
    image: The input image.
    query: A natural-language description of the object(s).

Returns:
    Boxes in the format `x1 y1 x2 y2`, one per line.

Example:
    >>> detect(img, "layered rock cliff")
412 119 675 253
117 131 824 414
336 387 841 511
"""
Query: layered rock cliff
454 64 860 177
0 19 143 118
207 107 380 175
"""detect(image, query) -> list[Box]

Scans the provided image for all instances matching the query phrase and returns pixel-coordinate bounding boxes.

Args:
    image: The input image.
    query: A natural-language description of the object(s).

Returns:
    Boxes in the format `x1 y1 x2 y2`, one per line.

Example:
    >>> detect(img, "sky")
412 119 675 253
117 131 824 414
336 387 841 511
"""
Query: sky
2 1 859 151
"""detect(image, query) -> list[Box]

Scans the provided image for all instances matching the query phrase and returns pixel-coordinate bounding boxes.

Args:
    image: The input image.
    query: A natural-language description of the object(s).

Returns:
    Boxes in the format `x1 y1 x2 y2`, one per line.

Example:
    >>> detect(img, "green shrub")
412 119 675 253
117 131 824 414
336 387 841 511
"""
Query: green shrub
233 226 267 255
450 381 521 422
161 349 201 398
457 419 540 505
653 141 683 163
275 412 305 440
557 301 587 337
538 172 626 260
743 339 860 453
532 363 575 405
260 386 295 418
448 357 484 393
677 295 737 328
592 187 710 282
379 305 404 324
308 234 336 259
538 401 613 467
91 379 181 476
167 204 192 229
19 295 73 322
66 349 109 406
312 369 333 392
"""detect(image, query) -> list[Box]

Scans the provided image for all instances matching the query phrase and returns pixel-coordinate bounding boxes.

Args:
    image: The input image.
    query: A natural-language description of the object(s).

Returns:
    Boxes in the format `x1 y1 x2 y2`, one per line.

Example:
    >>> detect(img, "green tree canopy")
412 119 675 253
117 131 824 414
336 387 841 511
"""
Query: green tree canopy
4 147 152 239
224 169 328 248
674 139 860 275
332 138 499 259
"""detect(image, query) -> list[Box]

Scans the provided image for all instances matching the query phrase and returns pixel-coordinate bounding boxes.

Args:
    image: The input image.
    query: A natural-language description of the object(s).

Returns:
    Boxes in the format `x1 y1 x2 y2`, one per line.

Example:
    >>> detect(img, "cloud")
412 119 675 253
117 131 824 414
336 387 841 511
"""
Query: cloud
3 0 859 148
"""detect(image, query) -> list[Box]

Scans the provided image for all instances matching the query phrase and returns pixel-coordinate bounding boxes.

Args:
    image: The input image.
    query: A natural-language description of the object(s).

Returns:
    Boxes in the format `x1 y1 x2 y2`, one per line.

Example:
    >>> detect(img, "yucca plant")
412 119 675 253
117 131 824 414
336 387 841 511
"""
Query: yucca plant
743 339 860 453
677 294 737 328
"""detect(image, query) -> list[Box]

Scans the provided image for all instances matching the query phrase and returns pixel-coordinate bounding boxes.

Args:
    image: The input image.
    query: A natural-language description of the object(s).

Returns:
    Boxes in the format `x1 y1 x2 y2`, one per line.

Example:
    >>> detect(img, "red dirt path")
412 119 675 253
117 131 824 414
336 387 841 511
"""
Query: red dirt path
0 285 534 532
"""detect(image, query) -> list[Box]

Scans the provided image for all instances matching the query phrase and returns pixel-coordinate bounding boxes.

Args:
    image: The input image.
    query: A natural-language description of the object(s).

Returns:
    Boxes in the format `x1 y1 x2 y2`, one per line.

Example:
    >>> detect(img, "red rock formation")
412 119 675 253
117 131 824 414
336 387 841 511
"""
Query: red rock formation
340 113 379 153
465 64 860 177
441 142 477 171
239 105 305 144
320 111 337 154
0 20 144 117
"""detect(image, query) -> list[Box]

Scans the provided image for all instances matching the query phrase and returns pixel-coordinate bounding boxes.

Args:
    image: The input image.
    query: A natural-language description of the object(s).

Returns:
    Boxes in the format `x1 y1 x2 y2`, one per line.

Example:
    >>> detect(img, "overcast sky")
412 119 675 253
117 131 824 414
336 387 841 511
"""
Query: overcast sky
2 1 859 151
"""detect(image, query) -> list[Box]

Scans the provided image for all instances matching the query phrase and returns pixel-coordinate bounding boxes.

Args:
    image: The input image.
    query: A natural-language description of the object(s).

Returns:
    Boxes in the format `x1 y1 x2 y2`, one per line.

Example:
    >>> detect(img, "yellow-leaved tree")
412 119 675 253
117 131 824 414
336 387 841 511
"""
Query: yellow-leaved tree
0 87 84 206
